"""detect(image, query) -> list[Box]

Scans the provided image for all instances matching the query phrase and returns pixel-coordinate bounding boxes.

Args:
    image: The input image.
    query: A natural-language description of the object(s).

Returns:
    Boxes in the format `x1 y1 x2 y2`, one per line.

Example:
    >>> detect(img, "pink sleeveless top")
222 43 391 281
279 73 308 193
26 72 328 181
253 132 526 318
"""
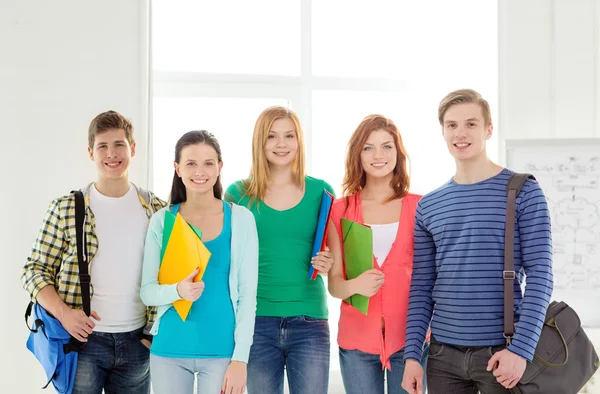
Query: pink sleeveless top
331 192 425 370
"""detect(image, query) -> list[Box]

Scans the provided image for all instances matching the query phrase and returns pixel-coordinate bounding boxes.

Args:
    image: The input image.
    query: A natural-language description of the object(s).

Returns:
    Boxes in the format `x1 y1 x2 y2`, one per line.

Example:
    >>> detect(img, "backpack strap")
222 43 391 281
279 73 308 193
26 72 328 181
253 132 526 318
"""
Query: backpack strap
24 301 44 333
63 190 91 354
133 183 154 206
73 190 91 317
503 173 536 344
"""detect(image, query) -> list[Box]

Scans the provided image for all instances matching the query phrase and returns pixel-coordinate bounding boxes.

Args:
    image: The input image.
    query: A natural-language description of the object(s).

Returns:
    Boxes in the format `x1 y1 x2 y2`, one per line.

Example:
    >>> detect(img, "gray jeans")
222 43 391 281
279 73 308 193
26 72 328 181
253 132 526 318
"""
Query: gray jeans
150 354 231 394
426 337 510 394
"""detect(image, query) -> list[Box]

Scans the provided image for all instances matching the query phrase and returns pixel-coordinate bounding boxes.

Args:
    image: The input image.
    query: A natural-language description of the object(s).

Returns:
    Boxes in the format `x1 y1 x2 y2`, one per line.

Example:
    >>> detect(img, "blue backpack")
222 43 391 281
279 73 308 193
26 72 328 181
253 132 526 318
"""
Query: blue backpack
25 190 90 394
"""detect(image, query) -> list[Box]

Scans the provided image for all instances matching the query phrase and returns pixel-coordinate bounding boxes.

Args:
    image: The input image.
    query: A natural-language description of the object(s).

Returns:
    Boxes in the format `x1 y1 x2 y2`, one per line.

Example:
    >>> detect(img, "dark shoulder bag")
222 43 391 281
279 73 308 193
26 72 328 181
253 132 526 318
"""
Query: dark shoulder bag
504 173 599 394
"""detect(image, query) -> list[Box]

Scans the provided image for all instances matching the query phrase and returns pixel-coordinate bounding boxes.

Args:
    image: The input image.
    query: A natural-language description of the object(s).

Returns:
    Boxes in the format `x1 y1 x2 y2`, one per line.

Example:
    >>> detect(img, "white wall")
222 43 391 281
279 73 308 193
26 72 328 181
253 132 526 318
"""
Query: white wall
2 0 600 392
0 0 150 391
499 0 600 141
500 0 600 392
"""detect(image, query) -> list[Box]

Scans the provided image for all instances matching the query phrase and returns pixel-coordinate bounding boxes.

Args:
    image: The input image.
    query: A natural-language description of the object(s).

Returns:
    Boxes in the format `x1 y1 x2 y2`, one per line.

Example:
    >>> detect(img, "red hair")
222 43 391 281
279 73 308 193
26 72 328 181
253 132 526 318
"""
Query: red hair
342 114 410 203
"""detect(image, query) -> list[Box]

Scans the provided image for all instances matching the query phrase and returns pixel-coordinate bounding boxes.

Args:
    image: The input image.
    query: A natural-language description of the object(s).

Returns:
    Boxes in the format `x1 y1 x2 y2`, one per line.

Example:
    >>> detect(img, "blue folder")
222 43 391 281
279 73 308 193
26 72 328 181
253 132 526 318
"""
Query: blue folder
308 189 335 280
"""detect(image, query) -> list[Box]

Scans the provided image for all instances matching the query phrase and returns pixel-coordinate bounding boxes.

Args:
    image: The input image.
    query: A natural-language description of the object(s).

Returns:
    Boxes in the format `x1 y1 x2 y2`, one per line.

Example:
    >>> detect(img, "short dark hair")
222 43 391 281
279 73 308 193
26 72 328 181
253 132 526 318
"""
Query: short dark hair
88 110 134 149
170 130 223 204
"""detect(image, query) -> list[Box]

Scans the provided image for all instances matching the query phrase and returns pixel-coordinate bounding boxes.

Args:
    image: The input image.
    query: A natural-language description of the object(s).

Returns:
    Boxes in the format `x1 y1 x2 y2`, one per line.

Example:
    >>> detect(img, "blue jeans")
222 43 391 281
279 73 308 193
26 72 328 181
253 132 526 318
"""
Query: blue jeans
339 342 429 394
71 326 150 394
247 316 330 394
150 354 230 394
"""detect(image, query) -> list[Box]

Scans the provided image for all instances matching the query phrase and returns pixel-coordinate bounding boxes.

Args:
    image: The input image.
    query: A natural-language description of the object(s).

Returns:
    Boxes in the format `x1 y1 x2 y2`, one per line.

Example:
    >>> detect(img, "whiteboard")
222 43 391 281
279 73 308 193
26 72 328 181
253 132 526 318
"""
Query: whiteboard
506 139 600 327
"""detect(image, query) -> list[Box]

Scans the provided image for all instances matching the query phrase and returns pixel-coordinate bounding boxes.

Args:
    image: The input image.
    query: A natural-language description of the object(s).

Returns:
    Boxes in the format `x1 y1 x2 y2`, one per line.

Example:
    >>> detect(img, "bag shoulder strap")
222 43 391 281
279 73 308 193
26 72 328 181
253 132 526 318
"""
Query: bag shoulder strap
503 173 536 343
73 190 91 316
24 301 43 333
132 183 153 205
24 190 91 332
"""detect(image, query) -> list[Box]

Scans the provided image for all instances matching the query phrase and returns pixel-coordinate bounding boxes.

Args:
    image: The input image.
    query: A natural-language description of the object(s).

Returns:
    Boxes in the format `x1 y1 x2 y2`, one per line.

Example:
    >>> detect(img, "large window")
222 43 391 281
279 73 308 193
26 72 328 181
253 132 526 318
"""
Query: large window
152 0 497 386
153 96 289 195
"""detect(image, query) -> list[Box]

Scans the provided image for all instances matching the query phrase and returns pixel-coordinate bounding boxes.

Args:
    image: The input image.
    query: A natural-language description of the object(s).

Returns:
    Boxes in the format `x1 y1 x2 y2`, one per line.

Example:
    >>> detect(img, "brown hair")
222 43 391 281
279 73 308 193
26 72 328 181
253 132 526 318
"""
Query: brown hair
170 130 223 204
342 114 410 203
242 106 306 205
88 110 134 149
438 89 492 127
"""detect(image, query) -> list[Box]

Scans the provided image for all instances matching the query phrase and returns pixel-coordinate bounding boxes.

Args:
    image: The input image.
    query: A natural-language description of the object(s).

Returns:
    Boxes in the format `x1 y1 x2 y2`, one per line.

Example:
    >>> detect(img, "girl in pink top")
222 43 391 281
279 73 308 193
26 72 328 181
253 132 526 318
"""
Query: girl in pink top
328 115 429 394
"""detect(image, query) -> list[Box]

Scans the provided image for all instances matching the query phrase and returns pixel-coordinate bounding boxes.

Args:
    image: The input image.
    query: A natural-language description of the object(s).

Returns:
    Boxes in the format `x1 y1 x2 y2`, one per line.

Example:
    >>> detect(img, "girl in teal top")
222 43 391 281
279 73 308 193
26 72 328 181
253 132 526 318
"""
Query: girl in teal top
141 130 258 394
150 201 235 358
225 106 337 394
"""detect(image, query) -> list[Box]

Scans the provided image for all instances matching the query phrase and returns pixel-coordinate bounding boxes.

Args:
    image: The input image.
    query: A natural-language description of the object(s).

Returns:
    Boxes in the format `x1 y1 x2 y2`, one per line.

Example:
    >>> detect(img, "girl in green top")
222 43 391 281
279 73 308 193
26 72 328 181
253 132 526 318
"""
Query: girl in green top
225 106 336 394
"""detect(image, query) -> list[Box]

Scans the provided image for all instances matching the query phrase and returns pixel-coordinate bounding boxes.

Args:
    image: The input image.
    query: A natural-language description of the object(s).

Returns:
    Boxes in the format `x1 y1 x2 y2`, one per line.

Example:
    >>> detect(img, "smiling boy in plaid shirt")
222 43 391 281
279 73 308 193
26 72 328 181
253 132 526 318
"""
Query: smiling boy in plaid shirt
22 110 166 394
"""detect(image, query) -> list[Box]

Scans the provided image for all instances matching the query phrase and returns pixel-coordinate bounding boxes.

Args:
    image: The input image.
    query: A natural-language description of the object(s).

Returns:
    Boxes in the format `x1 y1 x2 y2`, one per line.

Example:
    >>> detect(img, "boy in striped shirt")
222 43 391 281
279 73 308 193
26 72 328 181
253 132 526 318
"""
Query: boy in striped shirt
401 89 553 394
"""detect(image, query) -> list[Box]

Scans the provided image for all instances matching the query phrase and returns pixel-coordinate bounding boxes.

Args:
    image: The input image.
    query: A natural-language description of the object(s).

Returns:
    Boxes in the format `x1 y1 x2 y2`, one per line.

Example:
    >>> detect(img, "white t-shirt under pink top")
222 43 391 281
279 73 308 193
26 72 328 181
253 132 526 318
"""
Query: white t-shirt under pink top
366 222 399 267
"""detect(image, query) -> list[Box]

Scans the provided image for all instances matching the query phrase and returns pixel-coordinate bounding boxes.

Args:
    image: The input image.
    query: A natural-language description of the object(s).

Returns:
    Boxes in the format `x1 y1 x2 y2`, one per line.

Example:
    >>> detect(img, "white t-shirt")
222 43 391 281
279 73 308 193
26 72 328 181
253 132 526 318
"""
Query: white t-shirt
89 184 149 333
367 222 399 267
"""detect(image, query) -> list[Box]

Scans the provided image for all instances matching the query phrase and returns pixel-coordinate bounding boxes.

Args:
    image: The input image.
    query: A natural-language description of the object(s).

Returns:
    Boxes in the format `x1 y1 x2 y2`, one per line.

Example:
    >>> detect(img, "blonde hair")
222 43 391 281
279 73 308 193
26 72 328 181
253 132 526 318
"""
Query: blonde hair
242 106 306 205
438 89 492 127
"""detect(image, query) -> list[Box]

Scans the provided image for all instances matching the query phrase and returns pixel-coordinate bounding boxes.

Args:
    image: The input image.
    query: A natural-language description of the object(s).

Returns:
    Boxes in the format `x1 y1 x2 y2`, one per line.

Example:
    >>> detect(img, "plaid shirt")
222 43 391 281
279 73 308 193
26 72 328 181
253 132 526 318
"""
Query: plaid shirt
21 183 167 327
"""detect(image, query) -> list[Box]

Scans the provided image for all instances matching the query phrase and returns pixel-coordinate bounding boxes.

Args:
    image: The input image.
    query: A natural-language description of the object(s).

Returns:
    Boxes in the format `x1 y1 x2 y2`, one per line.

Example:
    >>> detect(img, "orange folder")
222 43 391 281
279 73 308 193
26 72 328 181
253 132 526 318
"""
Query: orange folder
158 213 211 321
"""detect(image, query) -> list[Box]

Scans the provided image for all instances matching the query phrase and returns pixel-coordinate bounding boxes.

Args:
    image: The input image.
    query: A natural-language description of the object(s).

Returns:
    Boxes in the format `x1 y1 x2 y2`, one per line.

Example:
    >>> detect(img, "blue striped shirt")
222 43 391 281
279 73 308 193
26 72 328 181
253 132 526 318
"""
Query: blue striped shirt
403 169 553 362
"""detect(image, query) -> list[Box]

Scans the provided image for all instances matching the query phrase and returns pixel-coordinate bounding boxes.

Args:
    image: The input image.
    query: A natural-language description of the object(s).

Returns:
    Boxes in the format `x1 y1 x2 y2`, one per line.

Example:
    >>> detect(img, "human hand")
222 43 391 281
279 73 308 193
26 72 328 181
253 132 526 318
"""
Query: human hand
176 268 204 302
58 306 101 342
140 338 151 349
401 359 425 394
312 247 334 275
221 360 247 394
487 349 527 389
353 269 384 297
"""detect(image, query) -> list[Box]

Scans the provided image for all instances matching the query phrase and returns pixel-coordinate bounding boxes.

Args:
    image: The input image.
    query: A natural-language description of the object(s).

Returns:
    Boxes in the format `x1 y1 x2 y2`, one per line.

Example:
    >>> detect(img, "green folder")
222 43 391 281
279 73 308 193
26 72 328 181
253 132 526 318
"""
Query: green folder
161 211 202 261
341 218 374 315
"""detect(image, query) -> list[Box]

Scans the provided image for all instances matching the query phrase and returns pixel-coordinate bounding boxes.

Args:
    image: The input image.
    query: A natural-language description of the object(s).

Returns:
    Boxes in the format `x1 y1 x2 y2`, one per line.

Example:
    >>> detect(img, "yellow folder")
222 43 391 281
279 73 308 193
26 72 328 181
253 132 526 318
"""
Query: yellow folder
158 213 211 321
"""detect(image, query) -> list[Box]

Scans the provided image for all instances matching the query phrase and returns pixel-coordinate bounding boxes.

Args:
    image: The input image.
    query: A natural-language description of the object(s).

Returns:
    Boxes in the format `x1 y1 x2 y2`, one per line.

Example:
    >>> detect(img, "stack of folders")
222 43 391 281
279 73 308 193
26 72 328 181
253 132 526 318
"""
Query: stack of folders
158 211 211 321
308 190 335 280
341 218 374 315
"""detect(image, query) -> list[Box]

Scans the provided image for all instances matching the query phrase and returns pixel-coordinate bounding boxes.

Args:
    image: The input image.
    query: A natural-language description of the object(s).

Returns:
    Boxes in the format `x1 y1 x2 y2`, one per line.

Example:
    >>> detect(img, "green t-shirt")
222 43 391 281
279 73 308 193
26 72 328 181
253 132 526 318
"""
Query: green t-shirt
224 176 335 319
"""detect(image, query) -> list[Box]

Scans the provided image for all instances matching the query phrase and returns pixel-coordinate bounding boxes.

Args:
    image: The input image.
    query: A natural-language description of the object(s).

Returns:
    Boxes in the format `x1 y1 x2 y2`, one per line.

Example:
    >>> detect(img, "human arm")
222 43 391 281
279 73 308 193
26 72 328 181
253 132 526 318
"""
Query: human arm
486 181 553 389
403 203 437 362
504 181 553 362
21 198 99 341
401 204 437 393
139 211 182 306
231 207 259 363
21 199 66 302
